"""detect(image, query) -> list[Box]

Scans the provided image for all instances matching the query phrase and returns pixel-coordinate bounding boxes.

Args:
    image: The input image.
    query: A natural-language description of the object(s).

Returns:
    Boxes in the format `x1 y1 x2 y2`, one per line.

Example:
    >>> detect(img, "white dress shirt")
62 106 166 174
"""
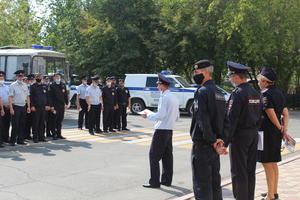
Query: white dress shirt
147 89 179 130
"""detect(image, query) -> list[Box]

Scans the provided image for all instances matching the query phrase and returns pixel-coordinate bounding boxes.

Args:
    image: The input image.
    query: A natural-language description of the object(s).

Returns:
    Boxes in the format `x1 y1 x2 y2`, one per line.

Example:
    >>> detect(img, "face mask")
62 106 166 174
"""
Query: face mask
193 73 205 85
55 79 61 83
0 80 4 84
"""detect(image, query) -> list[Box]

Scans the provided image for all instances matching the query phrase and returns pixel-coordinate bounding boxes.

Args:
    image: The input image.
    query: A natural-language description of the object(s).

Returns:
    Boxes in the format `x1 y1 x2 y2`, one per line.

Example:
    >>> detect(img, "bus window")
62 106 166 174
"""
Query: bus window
0 56 5 71
6 56 30 80
32 57 46 74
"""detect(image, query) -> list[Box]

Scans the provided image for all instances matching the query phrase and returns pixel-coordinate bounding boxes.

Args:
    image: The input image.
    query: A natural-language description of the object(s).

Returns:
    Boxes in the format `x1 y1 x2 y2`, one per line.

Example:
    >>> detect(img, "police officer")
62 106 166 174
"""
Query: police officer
190 60 227 200
0 71 11 144
24 74 35 140
30 74 48 143
142 74 179 188
223 61 262 200
49 73 68 139
9 70 31 146
43 75 54 137
102 77 118 133
116 79 131 131
86 75 103 135
77 76 89 130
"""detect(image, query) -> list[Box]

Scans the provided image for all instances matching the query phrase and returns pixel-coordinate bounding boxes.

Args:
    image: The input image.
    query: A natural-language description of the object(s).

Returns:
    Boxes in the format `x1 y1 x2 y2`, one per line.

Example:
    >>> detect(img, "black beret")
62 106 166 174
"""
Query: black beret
260 67 276 82
193 60 212 70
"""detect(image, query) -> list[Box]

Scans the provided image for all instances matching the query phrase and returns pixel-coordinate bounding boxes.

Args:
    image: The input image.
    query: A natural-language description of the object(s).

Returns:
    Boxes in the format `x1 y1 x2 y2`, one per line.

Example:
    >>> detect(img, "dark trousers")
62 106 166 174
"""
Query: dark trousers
88 104 101 133
44 111 54 136
230 131 258 200
32 106 46 140
78 99 89 129
119 104 128 129
24 111 32 139
191 143 222 200
53 105 65 137
1 106 11 142
149 129 173 186
103 105 114 131
10 105 26 144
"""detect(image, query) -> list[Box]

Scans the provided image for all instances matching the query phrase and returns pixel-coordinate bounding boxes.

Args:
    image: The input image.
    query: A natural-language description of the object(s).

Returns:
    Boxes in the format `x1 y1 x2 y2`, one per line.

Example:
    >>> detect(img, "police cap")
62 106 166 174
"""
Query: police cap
260 67 276 82
156 73 171 85
227 61 250 75
14 70 25 76
91 75 100 80
193 60 212 70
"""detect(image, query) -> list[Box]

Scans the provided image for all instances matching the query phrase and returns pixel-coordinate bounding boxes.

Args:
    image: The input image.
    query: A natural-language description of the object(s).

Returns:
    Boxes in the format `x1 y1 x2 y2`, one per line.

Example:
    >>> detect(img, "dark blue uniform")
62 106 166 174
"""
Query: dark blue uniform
257 85 286 163
224 82 262 200
116 86 130 130
30 83 48 142
190 80 226 200
102 86 117 132
49 82 68 139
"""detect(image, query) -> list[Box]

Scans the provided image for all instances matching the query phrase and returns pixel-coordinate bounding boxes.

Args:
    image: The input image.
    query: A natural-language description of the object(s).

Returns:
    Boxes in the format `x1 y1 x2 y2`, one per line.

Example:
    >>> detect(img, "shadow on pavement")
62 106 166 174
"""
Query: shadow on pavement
0 139 92 162
158 185 192 197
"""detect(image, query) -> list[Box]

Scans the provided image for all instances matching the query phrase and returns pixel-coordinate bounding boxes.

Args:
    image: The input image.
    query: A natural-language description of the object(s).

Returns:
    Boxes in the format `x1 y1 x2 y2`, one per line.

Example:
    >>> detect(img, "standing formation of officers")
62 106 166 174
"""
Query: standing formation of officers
76 75 131 135
0 70 68 147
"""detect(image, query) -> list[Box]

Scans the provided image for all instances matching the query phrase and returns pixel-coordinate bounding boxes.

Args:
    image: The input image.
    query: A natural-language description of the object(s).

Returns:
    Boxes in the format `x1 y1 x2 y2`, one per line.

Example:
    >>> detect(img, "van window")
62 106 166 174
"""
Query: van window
146 77 158 87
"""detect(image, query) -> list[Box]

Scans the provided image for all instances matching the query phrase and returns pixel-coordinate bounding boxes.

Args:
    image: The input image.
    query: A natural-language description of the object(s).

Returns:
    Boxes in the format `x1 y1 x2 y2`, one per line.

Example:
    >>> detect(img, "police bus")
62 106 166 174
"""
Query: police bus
0 45 69 81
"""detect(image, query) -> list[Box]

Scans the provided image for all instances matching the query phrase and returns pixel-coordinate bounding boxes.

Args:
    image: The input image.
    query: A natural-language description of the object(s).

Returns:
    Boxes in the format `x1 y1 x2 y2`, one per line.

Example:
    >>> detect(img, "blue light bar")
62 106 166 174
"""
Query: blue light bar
31 44 54 50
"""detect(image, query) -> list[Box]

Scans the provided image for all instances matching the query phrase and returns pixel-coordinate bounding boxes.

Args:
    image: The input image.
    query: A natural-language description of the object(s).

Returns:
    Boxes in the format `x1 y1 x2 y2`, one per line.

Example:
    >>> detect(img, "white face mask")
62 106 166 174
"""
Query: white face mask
0 80 4 84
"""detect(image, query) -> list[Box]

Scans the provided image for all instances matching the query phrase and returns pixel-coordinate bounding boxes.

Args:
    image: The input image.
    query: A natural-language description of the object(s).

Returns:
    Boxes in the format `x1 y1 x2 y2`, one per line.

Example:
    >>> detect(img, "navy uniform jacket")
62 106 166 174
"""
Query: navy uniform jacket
30 83 48 107
102 86 117 106
49 82 69 107
190 80 227 145
224 82 262 146
116 87 130 105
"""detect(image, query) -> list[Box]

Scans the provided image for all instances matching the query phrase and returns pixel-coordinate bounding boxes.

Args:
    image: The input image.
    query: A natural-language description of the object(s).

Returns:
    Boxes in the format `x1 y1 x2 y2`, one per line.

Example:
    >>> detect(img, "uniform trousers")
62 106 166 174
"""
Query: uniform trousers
88 104 101 133
10 105 26 144
191 142 222 200
103 105 114 131
118 104 128 129
149 129 173 186
32 106 46 140
230 130 258 200
53 104 65 137
78 99 89 129
1 106 11 142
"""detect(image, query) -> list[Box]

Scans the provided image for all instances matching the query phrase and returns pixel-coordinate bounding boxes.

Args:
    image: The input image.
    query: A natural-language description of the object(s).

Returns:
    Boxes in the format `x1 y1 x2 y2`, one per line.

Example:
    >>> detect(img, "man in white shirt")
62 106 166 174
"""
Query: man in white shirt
86 75 103 135
142 73 179 188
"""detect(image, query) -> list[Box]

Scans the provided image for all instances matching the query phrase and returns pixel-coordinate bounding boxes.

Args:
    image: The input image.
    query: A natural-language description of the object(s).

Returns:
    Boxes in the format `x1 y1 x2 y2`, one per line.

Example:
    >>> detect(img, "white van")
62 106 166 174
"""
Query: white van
125 74 230 115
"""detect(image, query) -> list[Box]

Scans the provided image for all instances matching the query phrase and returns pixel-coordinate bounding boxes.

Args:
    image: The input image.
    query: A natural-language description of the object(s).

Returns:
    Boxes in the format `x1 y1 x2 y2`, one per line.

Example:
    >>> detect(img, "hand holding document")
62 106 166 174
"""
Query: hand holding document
138 109 154 118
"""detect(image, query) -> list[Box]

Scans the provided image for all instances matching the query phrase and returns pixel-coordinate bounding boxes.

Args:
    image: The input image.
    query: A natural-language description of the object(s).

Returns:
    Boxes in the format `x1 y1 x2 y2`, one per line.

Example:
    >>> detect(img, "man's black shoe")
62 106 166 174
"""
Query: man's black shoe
57 135 66 139
89 132 95 135
142 184 160 188
161 182 171 187
17 141 27 145
95 129 103 134
109 129 116 133
122 128 130 131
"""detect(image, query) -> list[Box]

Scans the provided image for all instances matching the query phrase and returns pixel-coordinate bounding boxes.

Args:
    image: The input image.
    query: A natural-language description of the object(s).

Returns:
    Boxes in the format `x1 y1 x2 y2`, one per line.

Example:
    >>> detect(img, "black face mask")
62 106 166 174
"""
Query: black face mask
36 79 42 83
193 73 205 85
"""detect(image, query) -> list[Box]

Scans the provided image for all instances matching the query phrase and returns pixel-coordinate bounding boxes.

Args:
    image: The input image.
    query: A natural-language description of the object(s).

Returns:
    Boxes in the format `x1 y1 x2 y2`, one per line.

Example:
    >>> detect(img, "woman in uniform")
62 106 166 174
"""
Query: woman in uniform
257 67 290 200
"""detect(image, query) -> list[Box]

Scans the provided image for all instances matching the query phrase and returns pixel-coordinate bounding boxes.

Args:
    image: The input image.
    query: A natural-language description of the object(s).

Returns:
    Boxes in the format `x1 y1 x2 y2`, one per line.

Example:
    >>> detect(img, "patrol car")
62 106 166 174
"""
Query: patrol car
125 74 230 115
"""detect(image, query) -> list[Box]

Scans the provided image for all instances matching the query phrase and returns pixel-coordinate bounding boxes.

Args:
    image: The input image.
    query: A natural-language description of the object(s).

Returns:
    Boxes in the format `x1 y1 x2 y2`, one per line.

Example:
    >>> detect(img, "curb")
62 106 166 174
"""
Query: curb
173 154 300 200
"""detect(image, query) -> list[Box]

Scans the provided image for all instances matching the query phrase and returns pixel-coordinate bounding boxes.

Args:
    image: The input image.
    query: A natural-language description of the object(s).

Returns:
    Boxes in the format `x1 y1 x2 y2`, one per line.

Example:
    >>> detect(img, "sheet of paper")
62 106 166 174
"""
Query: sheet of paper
137 109 154 115
257 131 264 151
